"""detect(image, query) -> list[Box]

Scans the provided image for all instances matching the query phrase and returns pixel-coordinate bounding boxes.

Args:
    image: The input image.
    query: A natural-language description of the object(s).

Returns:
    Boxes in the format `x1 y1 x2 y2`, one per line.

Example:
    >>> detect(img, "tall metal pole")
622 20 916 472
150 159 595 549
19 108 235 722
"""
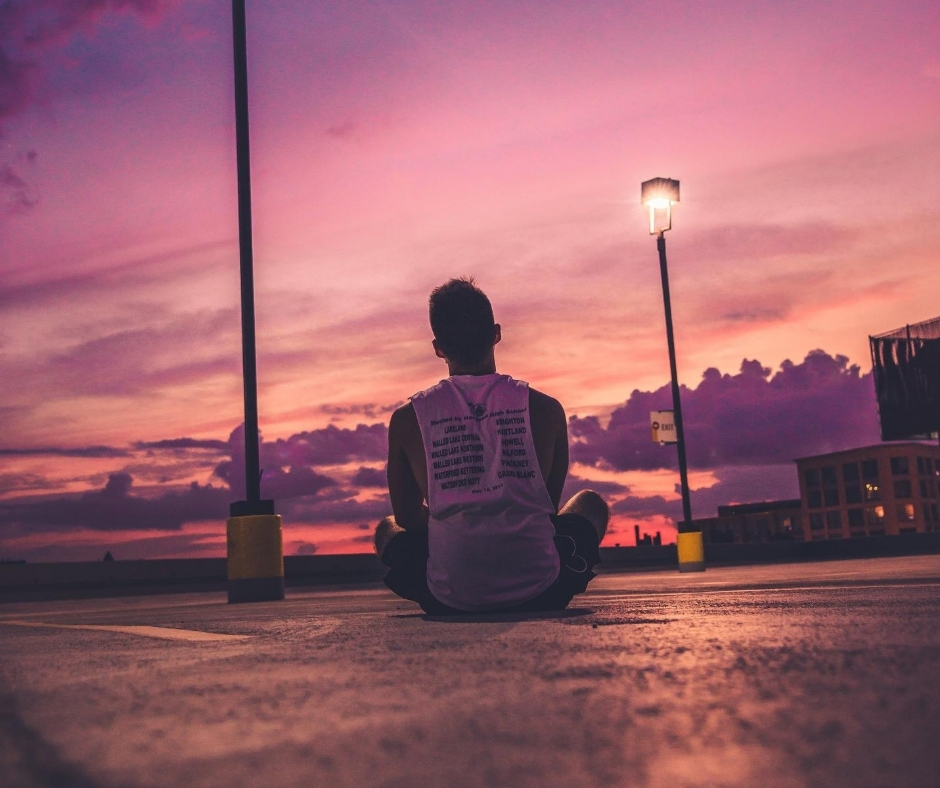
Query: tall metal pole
226 0 282 603
656 231 693 530
231 0 262 507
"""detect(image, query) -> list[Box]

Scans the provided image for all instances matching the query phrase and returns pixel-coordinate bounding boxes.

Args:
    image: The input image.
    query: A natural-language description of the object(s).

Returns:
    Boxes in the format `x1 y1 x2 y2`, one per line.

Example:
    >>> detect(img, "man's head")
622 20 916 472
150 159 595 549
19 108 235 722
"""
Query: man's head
429 278 500 369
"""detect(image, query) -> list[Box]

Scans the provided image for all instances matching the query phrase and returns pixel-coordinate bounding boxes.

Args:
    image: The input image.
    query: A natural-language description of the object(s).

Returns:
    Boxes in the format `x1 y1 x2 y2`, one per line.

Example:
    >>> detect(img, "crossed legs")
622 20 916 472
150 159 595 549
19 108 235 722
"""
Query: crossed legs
373 489 608 556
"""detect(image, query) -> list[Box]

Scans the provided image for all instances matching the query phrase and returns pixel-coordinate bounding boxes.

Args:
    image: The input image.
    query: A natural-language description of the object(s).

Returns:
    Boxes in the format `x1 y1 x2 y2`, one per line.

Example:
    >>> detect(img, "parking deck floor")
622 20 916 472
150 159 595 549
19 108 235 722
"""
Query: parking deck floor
2 555 939 788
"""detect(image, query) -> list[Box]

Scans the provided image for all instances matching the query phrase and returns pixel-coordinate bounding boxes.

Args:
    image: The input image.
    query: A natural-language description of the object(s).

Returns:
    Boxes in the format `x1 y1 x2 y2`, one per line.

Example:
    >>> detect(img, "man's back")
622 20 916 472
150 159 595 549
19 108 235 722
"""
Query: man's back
377 276 605 615
387 381 568 525
400 373 560 610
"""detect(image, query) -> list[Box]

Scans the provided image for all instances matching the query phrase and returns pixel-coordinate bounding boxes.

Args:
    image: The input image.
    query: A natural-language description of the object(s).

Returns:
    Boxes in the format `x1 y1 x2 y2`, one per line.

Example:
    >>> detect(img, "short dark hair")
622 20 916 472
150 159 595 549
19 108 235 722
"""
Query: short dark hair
428 278 496 366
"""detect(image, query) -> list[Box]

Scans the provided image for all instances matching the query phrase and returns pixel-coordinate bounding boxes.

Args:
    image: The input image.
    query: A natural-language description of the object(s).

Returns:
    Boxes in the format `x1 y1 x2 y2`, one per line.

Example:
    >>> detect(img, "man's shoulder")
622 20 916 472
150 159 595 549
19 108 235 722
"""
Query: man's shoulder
527 387 566 441
389 401 418 430
527 387 565 420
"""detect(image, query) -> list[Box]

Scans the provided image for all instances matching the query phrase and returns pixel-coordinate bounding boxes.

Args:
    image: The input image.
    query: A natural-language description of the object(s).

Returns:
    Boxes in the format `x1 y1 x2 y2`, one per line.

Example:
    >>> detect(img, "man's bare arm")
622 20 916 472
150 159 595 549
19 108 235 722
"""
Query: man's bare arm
387 403 429 530
529 389 569 511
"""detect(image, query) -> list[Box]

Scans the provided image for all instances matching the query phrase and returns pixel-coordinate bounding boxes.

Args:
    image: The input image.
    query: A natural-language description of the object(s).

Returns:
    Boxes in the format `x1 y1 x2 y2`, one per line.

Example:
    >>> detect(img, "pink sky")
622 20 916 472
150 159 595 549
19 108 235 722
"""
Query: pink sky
1 0 938 560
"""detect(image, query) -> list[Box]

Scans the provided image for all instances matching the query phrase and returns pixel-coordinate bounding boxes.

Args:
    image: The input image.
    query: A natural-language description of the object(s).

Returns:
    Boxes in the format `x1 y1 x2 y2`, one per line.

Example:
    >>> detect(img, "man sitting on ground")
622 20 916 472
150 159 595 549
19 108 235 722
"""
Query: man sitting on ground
376 277 608 615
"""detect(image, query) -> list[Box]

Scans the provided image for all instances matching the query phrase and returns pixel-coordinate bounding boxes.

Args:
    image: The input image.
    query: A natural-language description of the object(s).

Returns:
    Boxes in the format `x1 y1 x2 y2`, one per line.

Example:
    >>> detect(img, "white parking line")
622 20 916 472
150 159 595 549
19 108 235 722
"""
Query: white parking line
0 620 251 642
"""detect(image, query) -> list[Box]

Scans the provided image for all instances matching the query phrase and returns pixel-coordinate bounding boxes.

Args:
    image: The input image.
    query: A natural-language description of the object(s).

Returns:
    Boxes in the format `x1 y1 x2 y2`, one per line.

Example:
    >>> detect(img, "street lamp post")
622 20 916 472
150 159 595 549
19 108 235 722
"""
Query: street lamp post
641 177 705 572
226 0 285 602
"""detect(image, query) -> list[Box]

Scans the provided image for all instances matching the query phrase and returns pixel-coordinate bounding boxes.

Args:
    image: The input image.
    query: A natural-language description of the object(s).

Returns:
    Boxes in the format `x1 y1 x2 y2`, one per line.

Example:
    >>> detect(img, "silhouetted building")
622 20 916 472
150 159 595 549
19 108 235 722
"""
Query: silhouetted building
696 500 803 544
634 525 662 546
796 443 940 539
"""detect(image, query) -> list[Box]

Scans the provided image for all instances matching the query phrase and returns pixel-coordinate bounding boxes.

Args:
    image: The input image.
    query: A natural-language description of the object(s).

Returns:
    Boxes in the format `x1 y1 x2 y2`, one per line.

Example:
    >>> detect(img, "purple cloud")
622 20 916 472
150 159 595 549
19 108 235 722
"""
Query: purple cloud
0 158 36 213
561 474 630 504
571 350 880 472
265 424 388 467
134 438 228 452
1 472 230 533
351 466 387 488
0 446 129 458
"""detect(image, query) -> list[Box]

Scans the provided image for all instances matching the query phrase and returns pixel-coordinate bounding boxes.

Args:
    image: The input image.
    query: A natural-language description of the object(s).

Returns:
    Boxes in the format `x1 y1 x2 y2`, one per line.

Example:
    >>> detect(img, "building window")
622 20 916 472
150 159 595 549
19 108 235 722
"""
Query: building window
821 466 837 486
826 510 842 532
823 487 840 506
927 458 935 475
931 479 938 498
923 503 932 523
847 508 864 528
862 459 879 480
917 457 925 475
866 506 885 526
845 485 862 504
920 479 929 497
809 513 824 531
804 468 820 487
894 479 913 499
933 504 939 522
843 463 859 482
807 490 823 509
864 482 881 502
890 456 909 475
897 503 915 522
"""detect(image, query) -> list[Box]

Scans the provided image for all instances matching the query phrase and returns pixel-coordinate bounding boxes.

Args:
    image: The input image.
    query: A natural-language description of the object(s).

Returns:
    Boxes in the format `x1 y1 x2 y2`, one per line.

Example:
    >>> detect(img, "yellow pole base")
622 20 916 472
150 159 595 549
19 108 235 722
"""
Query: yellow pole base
227 514 285 603
677 531 705 573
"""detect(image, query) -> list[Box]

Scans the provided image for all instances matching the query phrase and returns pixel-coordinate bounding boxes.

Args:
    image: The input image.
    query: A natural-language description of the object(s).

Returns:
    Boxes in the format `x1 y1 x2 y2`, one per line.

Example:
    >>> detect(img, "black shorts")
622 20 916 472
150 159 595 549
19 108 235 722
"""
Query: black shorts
380 513 601 616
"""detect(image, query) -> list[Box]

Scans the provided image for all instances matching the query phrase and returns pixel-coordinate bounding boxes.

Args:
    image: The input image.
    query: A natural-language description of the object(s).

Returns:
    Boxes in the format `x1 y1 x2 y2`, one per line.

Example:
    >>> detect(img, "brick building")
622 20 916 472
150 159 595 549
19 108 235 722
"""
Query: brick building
697 500 803 544
690 442 940 544
795 442 940 540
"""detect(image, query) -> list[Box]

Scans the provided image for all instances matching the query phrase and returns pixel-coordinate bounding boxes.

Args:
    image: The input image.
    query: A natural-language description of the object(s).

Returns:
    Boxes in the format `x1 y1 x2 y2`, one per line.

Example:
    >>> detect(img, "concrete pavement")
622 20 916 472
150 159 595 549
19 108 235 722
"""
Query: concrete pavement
2 555 939 788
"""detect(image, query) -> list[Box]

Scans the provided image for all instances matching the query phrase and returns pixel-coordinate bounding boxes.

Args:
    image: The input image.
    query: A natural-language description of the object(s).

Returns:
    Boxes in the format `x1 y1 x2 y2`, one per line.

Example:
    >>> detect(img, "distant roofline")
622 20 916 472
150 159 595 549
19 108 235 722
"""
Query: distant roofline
793 441 940 463
716 499 802 516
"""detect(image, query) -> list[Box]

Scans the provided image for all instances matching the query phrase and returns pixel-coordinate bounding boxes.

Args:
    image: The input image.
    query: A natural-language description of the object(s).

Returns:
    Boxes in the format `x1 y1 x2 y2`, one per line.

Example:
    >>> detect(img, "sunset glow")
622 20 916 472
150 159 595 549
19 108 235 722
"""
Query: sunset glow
1 0 938 560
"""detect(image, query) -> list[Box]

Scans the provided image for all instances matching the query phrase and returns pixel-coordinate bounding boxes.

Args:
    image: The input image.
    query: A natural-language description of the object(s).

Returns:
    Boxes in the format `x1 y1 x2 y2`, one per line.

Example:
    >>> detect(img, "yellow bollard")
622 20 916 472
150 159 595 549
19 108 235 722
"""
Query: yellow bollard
227 514 285 602
677 530 705 573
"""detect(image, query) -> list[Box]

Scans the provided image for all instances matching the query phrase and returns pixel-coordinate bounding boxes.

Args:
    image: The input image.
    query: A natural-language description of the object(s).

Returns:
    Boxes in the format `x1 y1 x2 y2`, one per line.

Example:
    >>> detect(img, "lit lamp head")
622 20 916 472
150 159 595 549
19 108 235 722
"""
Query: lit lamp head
641 177 680 235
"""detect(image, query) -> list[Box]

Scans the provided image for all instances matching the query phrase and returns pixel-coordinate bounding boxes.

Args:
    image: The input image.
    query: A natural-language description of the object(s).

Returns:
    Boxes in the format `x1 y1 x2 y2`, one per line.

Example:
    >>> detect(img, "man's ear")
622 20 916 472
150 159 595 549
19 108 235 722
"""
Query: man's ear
432 340 447 359
493 324 502 346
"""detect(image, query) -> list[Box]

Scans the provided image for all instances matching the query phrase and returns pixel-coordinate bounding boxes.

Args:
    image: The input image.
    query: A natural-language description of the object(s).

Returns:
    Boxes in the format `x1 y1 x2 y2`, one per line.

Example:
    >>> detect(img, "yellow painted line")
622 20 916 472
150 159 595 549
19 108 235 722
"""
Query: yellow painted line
0 620 250 642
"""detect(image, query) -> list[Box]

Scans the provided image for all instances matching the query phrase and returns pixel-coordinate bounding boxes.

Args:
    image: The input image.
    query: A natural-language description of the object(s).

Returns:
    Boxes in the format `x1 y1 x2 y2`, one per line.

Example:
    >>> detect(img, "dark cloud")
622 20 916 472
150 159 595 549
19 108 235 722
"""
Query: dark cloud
606 464 800 528
260 466 338 500
262 424 388 468
0 472 230 533
282 494 390 526
290 540 318 556
571 351 880 472
351 466 387 488
134 438 228 452
215 423 383 500
611 493 679 521
0 445 129 458
0 159 36 213
690 465 798 515
561 474 629 504
320 402 400 419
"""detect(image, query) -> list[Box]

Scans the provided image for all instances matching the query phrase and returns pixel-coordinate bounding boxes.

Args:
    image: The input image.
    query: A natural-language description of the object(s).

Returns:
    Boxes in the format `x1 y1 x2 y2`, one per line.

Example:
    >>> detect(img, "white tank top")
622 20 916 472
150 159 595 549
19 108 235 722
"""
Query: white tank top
411 374 560 610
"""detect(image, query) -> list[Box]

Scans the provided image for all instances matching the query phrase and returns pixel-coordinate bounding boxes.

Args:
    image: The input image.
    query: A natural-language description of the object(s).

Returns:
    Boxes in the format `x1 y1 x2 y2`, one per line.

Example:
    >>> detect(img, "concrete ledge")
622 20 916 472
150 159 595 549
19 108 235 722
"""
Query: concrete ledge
3 533 940 601
598 531 940 571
